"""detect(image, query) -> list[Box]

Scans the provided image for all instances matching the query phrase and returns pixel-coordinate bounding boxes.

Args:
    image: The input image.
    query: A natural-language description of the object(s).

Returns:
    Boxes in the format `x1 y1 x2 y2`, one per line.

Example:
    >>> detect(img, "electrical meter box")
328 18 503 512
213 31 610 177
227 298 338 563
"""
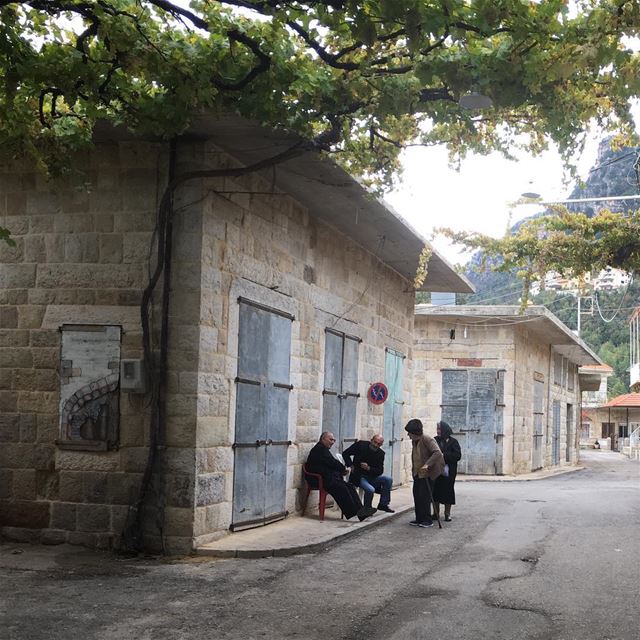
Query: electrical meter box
120 359 147 393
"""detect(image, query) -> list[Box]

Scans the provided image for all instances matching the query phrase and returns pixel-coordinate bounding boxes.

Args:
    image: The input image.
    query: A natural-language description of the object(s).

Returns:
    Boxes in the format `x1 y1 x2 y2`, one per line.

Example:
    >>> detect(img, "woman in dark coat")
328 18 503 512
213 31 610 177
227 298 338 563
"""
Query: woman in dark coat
433 420 462 522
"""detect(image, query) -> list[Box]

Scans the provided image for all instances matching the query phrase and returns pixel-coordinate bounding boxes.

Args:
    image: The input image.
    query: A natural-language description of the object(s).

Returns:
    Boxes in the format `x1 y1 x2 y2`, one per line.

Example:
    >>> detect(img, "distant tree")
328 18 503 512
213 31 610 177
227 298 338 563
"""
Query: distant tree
437 207 640 308
528 284 638 397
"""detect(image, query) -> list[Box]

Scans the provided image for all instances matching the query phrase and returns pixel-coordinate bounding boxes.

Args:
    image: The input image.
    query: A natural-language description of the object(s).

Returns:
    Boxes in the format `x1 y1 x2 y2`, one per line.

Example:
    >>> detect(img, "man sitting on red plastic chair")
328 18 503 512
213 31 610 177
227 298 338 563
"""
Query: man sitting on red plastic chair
306 432 375 521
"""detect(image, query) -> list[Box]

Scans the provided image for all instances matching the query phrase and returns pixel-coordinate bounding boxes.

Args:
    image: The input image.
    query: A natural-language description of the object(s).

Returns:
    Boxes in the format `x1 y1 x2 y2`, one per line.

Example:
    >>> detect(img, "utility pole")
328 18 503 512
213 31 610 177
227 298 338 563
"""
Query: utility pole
577 295 581 337
576 295 593 338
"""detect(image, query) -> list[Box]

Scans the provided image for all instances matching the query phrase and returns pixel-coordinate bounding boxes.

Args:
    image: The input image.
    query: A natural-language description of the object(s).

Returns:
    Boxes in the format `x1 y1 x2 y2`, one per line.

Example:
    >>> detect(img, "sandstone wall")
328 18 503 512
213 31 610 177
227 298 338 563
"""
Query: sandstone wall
0 138 417 552
413 315 582 475
0 142 166 548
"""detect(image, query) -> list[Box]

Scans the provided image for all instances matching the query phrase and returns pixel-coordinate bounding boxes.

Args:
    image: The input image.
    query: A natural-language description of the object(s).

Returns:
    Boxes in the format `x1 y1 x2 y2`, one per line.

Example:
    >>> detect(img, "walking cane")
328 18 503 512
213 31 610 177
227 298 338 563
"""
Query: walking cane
425 477 442 529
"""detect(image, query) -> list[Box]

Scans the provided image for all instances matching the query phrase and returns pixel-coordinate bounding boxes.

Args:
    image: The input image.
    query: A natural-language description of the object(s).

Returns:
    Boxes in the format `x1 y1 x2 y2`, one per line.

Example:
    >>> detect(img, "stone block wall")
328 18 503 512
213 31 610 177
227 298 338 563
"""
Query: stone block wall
511 329 549 474
0 141 170 549
1 135 418 551
507 328 580 473
186 140 416 545
412 316 516 473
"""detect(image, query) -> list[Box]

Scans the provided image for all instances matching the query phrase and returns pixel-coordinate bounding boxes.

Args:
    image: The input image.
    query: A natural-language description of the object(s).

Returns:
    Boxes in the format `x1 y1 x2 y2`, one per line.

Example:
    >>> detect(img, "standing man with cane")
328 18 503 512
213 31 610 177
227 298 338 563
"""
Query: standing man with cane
405 419 445 528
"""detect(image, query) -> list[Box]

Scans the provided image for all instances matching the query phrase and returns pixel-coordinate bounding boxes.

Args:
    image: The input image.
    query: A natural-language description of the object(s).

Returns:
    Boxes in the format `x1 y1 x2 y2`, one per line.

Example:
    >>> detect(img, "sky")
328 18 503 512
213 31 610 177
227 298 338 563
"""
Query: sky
386 108 640 268
386 138 599 266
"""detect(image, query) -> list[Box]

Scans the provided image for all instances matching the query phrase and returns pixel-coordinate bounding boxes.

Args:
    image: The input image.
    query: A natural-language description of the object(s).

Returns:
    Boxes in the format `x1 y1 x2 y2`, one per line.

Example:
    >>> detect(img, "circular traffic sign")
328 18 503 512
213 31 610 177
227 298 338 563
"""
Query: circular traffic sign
367 382 388 405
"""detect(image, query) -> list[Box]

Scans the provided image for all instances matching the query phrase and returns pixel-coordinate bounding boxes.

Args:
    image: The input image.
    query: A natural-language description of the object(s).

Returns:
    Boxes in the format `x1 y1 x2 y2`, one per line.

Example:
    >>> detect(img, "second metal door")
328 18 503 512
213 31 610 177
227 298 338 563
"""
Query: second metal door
322 329 359 452
441 368 505 475
383 348 405 485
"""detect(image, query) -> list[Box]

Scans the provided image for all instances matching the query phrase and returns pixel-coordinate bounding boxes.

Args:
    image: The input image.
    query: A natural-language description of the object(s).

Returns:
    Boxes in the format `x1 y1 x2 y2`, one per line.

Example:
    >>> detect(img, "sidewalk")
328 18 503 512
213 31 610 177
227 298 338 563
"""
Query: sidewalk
196 464 583 559
457 463 585 482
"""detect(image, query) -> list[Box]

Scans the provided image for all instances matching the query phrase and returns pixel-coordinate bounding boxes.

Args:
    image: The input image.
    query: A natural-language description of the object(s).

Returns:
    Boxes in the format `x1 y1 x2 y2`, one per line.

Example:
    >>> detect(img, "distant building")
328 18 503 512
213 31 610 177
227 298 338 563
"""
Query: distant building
593 267 631 292
586 393 640 455
412 305 602 475
530 271 589 297
530 267 630 296
579 364 613 443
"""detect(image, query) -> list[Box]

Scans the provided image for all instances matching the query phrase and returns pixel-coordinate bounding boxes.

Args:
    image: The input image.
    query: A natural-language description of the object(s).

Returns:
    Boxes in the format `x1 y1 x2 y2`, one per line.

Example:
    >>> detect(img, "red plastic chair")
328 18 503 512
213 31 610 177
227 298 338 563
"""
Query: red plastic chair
301 464 329 521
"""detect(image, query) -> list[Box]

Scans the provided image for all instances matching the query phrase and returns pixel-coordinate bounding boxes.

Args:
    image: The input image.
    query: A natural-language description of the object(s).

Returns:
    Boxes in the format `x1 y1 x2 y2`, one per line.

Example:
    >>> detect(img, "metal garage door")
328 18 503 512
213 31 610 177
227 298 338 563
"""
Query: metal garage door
383 348 405 485
232 300 292 531
441 368 505 475
322 329 360 452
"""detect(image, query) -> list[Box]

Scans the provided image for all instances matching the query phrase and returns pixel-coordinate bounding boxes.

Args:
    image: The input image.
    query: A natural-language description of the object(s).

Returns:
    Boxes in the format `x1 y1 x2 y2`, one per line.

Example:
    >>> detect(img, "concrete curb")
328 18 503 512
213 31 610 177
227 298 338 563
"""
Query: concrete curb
457 465 585 482
195 504 417 559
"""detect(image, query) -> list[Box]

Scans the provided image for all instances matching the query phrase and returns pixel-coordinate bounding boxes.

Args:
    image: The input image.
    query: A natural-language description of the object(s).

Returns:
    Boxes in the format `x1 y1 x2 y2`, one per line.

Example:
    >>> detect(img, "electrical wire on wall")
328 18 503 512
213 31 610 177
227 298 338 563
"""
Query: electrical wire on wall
120 141 177 554
330 234 386 329
119 137 309 554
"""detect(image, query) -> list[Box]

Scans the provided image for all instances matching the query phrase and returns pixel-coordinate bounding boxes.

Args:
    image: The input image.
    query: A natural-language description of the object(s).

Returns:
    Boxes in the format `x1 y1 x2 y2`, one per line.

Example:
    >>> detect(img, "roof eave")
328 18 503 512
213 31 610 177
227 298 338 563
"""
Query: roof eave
415 304 603 366
185 116 475 294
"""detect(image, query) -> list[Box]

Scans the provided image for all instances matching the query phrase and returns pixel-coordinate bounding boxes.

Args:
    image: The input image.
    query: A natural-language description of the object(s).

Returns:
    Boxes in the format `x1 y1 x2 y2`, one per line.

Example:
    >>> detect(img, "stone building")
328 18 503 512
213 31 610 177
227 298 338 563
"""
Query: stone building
412 305 602 475
579 363 612 444
583 394 640 454
0 117 472 552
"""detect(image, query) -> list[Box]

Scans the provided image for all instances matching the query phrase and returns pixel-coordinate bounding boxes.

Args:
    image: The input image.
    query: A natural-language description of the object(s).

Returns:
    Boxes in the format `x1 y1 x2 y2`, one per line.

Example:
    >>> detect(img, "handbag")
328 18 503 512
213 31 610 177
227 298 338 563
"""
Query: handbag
441 463 450 478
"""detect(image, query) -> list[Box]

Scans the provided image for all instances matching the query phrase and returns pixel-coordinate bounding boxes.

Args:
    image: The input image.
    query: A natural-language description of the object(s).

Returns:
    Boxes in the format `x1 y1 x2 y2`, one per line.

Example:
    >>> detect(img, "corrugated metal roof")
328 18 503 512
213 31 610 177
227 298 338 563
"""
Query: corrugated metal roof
580 364 613 372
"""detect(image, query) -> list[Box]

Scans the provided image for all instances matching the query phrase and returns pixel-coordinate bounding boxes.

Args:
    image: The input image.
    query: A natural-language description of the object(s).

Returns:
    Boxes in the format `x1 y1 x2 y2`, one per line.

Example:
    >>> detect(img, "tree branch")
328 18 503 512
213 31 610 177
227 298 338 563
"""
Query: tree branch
286 21 360 71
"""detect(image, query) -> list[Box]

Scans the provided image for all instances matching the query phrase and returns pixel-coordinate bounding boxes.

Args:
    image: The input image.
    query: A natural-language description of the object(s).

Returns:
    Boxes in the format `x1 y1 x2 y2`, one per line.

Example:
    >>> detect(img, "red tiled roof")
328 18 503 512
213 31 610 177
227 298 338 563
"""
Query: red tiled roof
601 393 640 408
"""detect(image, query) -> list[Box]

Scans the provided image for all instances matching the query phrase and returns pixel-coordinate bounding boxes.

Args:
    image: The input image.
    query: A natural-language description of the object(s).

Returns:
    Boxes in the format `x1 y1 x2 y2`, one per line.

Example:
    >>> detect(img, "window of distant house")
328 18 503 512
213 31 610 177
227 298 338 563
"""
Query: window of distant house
57 325 121 451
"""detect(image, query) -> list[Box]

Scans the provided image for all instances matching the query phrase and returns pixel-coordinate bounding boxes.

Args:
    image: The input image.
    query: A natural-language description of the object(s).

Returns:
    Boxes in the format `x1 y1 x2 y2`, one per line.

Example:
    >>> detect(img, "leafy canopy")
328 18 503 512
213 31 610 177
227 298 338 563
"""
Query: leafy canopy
1 0 639 189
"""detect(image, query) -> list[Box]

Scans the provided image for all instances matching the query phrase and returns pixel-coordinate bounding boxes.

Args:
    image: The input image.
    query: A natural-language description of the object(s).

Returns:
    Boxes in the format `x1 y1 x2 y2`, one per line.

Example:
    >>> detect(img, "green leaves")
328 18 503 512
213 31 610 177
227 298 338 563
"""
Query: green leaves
0 0 638 191
0 226 16 247
437 205 640 310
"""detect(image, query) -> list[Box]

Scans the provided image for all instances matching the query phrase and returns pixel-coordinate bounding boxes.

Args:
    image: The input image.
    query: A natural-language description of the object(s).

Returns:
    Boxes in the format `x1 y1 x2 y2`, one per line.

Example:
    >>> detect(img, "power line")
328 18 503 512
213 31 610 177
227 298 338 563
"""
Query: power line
587 150 638 174
593 274 635 323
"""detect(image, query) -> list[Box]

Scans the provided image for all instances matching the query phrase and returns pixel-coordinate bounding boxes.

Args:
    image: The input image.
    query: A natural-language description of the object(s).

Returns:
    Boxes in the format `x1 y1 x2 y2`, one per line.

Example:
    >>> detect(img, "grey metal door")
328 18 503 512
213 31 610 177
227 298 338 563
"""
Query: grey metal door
322 329 359 452
441 368 504 475
532 379 545 470
383 348 405 485
232 300 292 531
552 400 561 465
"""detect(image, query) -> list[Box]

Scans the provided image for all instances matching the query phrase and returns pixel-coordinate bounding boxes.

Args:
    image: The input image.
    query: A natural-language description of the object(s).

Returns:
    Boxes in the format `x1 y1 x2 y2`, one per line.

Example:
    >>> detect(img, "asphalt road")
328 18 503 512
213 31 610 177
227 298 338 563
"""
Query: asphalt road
1 450 638 640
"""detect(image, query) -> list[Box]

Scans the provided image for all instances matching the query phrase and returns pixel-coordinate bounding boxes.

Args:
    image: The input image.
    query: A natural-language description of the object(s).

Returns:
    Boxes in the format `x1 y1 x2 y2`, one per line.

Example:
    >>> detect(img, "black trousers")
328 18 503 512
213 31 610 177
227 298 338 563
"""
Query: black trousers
412 476 435 523
326 478 363 519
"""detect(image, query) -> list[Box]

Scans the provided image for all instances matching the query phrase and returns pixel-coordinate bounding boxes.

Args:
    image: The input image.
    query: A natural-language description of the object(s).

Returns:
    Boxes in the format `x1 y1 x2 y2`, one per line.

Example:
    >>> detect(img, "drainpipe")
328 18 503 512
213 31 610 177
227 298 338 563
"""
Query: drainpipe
511 337 517 475
626 406 630 454
547 345 553 467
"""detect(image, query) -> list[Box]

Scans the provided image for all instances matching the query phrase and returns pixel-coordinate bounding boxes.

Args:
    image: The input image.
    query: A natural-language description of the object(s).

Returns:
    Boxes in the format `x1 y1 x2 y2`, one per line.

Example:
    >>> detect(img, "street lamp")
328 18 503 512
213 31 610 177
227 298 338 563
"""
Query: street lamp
459 91 493 110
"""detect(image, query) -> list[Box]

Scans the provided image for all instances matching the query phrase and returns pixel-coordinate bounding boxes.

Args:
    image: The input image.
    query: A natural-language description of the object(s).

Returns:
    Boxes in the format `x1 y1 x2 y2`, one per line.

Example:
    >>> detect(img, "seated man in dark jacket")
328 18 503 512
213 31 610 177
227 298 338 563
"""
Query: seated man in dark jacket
343 434 394 513
306 432 375 521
